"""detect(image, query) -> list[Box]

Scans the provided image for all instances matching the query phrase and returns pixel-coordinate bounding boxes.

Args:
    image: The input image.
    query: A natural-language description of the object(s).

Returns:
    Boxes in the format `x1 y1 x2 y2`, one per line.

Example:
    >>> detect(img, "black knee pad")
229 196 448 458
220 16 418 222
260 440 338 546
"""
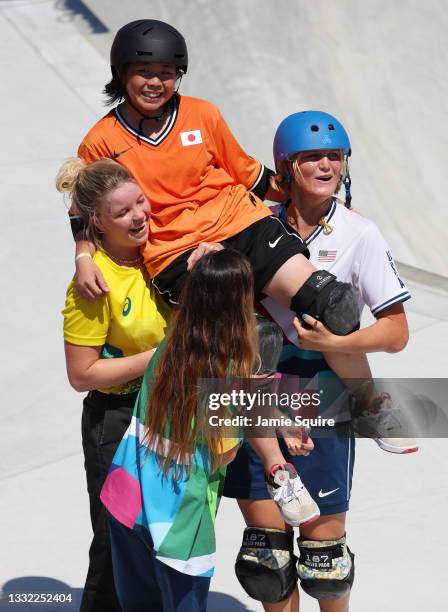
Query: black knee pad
291 271 360 335
253 315 284 375
235 527 298 603
297 535 355 600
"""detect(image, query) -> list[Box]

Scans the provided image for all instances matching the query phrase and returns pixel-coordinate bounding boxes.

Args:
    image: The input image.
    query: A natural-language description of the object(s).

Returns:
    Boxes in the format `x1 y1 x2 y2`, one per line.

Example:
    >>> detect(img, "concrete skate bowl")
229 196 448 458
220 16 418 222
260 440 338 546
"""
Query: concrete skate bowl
79 0 447 276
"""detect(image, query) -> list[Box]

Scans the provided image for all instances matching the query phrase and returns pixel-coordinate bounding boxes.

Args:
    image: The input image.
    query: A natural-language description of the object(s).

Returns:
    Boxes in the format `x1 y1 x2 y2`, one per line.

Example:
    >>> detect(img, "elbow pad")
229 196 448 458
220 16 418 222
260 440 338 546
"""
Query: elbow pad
290 271 360 336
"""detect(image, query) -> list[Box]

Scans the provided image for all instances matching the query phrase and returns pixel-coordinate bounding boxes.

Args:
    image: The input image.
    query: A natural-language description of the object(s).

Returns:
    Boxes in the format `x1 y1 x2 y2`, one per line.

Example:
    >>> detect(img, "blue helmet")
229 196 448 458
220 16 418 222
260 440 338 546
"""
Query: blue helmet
274 111 351 167
273 111 352 207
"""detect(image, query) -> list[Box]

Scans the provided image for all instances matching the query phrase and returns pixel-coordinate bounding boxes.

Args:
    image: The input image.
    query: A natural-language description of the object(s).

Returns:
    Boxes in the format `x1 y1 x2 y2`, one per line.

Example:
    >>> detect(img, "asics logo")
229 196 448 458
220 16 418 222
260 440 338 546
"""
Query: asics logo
122 297 132 317
318 487 339 498
269 235 283 248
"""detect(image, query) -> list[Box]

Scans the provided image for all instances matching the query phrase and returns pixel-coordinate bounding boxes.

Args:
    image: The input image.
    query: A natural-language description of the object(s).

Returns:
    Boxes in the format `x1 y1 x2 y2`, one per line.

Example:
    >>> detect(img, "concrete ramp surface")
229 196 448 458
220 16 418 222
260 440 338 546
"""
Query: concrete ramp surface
82 0 448 276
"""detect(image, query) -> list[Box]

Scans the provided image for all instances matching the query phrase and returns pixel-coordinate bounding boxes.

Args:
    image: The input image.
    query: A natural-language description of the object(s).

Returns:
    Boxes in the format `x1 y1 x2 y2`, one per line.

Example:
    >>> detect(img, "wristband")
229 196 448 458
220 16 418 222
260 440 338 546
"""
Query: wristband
75 252 93 262
70 215 85 239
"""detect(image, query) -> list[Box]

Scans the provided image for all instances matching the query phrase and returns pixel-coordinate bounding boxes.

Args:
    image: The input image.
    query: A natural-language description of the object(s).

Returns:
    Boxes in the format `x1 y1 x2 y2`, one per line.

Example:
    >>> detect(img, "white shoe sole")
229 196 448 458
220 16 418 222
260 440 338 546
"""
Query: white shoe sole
283 509 320 527
374 438 419 454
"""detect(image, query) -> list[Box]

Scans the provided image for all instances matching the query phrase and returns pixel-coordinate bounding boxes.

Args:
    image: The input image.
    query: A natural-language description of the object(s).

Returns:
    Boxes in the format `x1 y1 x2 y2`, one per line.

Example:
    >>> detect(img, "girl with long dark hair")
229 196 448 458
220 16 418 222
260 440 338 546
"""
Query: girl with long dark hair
100 249 257 611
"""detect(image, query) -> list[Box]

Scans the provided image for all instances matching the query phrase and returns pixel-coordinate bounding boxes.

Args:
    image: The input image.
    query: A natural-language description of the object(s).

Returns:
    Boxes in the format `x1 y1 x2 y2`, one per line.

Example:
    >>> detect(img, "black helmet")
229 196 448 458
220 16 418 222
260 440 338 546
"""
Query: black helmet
110 19 188 75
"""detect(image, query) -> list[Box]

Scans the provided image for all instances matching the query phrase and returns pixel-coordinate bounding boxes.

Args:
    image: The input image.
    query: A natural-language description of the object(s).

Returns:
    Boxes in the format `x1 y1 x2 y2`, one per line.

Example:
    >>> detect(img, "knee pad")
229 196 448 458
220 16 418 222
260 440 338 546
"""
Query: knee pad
235 527 298 603
290 271 360 335
253 315 284 375
297 535 355 600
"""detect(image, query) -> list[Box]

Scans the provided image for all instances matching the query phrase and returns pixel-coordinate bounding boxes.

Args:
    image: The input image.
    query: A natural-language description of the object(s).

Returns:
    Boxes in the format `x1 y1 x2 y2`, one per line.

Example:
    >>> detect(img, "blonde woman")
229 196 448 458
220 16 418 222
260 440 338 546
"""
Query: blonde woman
58 158 171 612
224 112 413 612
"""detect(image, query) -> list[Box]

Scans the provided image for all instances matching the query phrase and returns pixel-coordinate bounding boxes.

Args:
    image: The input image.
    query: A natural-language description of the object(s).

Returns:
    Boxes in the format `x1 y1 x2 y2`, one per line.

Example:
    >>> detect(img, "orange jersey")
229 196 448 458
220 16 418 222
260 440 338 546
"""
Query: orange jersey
78 95 271 276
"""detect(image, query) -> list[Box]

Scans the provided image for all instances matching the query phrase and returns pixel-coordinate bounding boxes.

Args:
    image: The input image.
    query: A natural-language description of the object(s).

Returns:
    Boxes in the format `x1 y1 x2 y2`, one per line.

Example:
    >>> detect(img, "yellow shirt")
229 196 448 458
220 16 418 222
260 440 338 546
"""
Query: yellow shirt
62 250 171 394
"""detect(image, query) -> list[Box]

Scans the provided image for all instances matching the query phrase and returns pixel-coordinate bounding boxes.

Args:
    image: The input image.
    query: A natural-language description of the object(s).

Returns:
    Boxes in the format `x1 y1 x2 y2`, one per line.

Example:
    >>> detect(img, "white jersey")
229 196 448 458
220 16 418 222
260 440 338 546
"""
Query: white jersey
262 200 411 346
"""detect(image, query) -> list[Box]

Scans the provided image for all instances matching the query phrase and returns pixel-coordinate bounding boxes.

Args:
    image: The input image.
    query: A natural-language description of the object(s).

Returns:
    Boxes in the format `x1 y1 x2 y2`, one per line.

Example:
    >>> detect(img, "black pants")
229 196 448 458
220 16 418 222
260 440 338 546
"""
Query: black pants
80 390 137 612
152 215 308 305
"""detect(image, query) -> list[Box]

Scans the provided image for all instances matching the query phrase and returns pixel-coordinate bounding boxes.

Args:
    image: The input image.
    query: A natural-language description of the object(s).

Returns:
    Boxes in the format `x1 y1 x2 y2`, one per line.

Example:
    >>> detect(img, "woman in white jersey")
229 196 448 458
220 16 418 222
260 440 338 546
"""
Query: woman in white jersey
224 111 413 612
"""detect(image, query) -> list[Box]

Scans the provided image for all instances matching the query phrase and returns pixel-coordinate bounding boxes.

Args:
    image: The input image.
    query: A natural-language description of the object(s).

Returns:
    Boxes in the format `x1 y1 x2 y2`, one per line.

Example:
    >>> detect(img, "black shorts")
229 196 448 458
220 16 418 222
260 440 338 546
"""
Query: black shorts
152 215 309 305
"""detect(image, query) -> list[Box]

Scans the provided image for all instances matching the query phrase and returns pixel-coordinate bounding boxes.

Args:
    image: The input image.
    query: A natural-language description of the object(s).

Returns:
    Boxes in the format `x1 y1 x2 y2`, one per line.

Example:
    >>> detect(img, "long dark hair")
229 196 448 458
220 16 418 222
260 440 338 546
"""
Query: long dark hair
144 249 256 476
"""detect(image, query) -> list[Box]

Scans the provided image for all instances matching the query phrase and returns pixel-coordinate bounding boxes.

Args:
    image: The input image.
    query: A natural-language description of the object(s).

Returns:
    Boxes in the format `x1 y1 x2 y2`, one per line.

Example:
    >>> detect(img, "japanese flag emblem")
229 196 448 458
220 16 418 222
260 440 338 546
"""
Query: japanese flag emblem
180 130 203 146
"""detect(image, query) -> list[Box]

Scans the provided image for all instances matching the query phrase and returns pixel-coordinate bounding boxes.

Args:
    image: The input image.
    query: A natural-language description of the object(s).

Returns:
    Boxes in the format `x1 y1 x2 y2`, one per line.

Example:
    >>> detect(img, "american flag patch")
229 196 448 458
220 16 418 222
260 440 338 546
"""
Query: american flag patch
318 250 337 262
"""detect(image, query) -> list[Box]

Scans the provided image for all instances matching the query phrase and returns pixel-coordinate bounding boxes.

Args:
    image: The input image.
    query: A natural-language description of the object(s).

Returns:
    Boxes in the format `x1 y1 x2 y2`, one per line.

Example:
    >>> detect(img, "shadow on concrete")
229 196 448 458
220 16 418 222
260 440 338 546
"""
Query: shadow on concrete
207 591 252 611
0 581 252 612
55 0 108 33
0 577 82 611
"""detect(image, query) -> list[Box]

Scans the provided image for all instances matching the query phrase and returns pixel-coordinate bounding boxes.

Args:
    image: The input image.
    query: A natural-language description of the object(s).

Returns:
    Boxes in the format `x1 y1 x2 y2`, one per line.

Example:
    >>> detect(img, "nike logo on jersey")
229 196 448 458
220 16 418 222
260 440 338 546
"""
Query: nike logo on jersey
180 130 203 146
318 487 339 498
113 147 131 159
269 235 283 248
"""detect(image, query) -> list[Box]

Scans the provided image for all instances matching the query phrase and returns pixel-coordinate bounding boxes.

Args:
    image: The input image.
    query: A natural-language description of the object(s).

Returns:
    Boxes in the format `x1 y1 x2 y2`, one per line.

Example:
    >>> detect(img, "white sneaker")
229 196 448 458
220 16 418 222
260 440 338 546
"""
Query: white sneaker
355 392 419 454
266 464 320 526
374 437 418 454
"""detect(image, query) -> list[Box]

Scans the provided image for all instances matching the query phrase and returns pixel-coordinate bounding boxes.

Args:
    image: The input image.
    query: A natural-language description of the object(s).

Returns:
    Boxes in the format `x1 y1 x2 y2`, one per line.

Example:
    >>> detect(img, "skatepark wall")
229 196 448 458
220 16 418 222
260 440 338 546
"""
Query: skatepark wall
81 0 448 277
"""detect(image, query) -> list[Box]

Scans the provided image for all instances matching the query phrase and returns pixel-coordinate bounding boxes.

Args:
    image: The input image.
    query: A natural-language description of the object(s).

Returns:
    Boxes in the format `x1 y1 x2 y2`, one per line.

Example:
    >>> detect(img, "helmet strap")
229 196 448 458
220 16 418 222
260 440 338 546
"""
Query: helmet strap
124 95 175 138
343 158 352 208
174 72 184 93
343 173 352 208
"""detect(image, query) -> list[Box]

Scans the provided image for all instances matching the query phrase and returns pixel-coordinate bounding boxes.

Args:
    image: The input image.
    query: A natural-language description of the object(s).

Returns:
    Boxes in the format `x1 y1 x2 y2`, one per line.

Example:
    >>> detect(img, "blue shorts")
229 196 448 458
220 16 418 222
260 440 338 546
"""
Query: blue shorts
223 428 355 516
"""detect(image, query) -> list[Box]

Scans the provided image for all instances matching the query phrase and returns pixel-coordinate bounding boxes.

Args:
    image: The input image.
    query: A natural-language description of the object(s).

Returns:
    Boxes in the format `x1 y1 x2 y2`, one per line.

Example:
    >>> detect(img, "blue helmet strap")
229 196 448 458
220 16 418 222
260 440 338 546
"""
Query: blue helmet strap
279 200 290 224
